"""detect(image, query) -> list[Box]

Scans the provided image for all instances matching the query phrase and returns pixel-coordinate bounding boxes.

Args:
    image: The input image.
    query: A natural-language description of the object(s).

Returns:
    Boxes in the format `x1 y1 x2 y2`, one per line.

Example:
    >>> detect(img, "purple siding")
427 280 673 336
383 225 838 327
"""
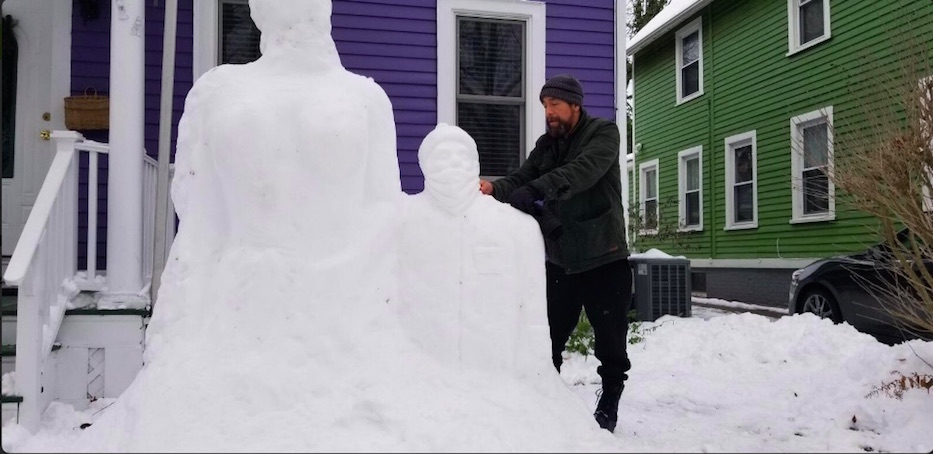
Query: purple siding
66 0 619 270
544 0 618 122
332 0 437 194
71 0 194 270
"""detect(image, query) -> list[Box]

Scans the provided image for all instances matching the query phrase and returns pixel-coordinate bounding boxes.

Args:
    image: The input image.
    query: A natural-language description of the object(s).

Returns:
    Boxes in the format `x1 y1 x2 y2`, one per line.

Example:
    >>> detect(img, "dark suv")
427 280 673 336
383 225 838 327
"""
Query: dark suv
787 228 932 345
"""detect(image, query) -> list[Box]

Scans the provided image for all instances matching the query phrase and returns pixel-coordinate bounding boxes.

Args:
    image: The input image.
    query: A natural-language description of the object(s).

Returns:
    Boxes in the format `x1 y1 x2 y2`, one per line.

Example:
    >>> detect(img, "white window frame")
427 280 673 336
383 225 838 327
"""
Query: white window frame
724 131 758 230
787 0 831 56
678 146 703 231
639 159 660 235
193 1 221 81
438 0 546 161
194 0 259 80
675 17 703 105
790 107 835 223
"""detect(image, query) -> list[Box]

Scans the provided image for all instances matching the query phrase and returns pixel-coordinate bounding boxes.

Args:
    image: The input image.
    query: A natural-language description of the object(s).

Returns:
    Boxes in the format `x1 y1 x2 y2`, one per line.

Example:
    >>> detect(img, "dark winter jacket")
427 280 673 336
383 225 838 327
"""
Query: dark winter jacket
492 110 628 273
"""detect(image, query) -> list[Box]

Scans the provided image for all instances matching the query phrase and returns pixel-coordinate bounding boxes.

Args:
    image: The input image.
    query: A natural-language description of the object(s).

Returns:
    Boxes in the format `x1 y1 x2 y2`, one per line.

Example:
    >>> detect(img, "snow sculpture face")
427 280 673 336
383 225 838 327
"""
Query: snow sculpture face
418 124 481 212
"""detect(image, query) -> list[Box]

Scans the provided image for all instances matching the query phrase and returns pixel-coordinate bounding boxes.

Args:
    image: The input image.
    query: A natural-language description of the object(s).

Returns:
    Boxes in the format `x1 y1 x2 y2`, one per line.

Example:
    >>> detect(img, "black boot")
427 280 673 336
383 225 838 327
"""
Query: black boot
594 382 624 433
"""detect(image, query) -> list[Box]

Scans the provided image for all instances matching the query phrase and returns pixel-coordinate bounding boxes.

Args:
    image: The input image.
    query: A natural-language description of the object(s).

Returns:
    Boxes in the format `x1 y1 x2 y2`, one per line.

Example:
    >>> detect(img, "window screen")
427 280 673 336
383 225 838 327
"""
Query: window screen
684 156 700 226
799 0 824 45
220 0 261 65
680 31 700 98
733 145 754 223
802 122 829 214
457 17 525 177
644 168 658 230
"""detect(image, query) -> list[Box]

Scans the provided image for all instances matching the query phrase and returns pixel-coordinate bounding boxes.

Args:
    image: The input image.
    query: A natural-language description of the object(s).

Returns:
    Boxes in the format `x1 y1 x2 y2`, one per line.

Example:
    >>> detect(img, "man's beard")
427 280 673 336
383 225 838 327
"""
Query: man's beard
546 118 573 137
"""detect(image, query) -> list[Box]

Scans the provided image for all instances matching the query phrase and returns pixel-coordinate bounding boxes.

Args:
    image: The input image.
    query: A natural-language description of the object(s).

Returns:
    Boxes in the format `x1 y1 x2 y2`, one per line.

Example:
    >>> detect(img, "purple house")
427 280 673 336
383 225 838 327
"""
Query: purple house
1 0 628 432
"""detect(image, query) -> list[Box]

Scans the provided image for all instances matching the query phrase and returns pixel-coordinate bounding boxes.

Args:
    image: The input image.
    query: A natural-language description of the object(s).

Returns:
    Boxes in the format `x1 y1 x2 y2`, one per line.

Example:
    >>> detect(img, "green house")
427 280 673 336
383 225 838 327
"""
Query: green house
626 0 933 307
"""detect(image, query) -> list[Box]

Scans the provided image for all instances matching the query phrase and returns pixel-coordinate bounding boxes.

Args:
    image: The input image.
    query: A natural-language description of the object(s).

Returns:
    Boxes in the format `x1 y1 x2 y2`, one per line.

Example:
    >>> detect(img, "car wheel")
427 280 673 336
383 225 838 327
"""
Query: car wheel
799 288 843 323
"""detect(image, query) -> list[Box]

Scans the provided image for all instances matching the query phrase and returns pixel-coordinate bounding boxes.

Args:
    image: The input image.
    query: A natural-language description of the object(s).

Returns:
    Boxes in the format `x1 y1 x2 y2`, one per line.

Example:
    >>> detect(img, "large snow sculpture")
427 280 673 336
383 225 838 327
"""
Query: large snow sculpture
64 1 611 451
147 0 403 355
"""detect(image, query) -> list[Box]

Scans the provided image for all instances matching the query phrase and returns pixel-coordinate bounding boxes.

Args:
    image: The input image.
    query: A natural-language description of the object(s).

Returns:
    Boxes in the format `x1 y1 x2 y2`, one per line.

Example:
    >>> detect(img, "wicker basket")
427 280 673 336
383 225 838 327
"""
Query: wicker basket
64 88 109 130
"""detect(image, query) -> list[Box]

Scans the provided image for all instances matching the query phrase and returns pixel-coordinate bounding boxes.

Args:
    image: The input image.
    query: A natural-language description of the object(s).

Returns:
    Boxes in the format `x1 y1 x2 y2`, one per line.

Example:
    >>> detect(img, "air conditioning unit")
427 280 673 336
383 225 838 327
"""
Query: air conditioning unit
630 257 692 322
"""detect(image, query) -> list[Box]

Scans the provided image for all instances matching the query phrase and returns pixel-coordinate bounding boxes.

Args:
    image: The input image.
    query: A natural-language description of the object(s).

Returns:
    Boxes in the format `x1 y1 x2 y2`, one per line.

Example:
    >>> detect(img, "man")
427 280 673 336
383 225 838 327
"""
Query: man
480 74 632 433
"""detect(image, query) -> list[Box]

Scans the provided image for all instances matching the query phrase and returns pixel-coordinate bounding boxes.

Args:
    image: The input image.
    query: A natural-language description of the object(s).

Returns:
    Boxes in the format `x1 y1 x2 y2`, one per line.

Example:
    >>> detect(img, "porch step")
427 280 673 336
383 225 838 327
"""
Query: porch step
1 394 22 426
2 343 62 378
1 344 14 376
2 287 16 316
2 289 17 351
2 288 15 375
1 344 62 356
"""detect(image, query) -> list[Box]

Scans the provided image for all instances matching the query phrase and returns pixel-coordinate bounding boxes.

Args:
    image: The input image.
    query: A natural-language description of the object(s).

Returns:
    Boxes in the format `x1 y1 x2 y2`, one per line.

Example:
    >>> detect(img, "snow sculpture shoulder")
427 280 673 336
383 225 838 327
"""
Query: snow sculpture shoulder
398 123 552 377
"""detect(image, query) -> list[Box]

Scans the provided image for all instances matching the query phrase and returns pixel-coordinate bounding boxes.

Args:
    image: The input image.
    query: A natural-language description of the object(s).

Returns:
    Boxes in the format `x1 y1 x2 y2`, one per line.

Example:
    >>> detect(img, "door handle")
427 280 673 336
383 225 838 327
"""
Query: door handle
40 130 51 140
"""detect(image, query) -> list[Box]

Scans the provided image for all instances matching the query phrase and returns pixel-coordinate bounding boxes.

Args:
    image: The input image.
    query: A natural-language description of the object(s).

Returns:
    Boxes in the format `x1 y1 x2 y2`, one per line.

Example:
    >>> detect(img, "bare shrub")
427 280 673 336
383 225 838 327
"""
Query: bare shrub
826 34 933 340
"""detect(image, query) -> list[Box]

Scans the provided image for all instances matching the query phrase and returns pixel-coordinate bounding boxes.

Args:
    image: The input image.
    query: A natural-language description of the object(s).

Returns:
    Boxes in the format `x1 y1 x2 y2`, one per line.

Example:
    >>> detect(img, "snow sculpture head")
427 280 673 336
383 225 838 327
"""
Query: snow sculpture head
418 123 481 213
249 0 339 64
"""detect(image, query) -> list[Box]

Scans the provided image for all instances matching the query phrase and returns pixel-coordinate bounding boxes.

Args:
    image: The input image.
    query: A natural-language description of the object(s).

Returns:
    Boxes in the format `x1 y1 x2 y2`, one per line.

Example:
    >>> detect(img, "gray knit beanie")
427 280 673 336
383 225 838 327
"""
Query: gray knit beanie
539 74 584 106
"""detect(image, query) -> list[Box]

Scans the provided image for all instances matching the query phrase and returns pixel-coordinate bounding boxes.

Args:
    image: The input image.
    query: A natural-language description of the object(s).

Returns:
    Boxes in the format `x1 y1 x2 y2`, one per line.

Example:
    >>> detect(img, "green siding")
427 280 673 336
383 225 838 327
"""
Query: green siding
631 0 933 259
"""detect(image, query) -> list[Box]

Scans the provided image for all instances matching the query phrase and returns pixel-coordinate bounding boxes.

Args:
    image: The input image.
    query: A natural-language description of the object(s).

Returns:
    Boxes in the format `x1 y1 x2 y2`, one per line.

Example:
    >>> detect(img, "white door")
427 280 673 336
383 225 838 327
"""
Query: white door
1 0 71 256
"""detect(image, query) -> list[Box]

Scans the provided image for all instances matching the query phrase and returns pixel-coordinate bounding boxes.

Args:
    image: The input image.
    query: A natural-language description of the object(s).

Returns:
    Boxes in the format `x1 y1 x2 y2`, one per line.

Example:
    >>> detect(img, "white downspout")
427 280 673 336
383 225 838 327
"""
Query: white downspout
615 0 629 242
103 0 146 306
151 0 178 305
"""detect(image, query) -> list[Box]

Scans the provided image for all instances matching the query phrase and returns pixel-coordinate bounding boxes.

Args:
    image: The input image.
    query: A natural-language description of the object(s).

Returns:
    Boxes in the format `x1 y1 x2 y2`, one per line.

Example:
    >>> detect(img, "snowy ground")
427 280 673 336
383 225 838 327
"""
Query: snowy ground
3 304 931 453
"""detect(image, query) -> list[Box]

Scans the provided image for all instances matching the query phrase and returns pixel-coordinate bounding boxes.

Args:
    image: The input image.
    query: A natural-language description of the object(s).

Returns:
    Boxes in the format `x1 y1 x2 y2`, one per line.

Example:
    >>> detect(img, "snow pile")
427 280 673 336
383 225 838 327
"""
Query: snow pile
629 248 686 260
0 1 608 451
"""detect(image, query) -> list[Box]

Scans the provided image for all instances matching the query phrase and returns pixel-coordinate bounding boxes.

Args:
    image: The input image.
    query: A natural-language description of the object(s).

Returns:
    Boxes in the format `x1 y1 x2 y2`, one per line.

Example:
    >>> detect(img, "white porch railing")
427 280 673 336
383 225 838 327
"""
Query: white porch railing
143 154 176 282
72 138 108 288
2 131 176 433
3 131 81 432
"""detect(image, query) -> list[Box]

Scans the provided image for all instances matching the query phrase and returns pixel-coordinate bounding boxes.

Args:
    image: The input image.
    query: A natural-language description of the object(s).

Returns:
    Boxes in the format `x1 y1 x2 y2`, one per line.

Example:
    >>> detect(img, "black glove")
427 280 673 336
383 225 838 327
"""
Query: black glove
508 185 541 214
533 204 564 240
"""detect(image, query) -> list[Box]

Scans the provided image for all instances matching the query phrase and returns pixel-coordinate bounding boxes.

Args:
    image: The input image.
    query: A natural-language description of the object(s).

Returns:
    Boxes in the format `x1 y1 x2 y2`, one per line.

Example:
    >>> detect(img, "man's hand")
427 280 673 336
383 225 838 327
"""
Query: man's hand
508 185 540 214
479 179 494 195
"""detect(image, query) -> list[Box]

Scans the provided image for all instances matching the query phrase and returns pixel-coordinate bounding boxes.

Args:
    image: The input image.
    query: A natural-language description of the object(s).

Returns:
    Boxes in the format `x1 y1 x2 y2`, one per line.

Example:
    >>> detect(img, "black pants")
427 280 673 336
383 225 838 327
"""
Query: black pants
547 259 633 386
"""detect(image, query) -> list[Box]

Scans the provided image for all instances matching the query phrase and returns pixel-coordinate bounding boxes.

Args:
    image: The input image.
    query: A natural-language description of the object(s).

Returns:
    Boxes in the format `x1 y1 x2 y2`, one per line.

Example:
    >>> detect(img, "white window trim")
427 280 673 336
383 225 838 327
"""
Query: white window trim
675 17 704 105
193 1 221 81
790 107 835 223
639 159 660 235
786 0 831 56
677 146 703 232
724 131 758 230
438 0 546 160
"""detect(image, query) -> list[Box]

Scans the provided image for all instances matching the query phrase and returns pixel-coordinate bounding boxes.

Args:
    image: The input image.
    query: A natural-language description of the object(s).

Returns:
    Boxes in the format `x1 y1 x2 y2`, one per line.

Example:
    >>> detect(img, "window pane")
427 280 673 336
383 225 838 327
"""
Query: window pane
734 183 753 223
221 2 261 65
686 191 700 226
800 0 824 44
2 14 17 178
733 145 752 183
646 170 657 198
682 63 699 97
457 102 522 176
686 157 699 190
458 19 523 97
803 168 829 214
645 200 658 230
803 122 828 168
682 31 699 64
